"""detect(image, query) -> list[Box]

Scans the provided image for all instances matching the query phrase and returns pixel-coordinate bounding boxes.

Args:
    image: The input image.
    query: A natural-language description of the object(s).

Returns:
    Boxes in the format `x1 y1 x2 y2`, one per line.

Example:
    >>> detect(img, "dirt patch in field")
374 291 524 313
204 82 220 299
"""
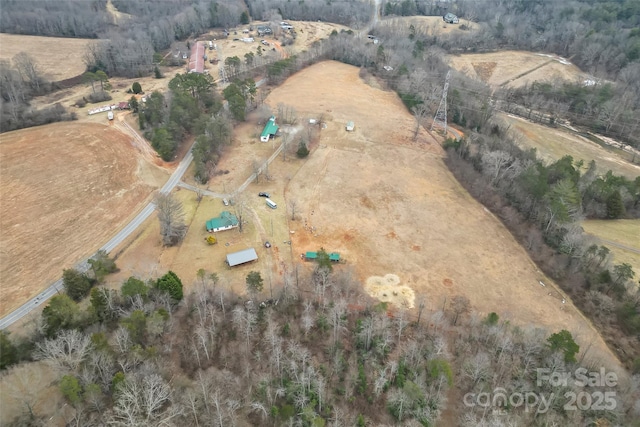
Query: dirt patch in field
365 274 415 308
471 62 497 82
0 33 95 82
0 122 166 317
447 50 587 89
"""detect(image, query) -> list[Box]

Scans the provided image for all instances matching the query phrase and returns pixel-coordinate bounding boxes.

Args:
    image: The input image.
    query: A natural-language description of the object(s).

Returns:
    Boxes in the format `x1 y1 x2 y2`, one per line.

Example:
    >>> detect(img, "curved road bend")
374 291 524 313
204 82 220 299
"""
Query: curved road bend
0 147 194 330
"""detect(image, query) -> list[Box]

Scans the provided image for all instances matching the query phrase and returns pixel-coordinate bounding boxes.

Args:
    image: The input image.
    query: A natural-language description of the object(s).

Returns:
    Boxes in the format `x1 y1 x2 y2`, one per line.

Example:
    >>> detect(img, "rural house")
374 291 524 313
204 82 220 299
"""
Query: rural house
260 116 279 142
206 211 239 232
226 248 258 267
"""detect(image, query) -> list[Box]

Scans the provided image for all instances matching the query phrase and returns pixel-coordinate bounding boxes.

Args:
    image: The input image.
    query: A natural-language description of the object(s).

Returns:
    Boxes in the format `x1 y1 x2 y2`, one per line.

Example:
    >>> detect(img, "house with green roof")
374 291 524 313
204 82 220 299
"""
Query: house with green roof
206 211 239 233
260 116 279 142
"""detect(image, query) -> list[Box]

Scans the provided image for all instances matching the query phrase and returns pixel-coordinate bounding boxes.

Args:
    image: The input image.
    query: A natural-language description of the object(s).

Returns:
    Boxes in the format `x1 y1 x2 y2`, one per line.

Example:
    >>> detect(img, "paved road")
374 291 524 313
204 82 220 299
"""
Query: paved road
0 141 195 330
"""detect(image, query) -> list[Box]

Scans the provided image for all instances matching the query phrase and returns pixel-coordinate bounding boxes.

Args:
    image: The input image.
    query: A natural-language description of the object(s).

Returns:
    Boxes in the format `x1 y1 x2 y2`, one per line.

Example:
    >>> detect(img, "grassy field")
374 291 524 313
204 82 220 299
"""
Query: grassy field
0 33 94 81
0 122 167 317
499 113 640 179
103 61 620 369
447 50 587 89
582 219 640 276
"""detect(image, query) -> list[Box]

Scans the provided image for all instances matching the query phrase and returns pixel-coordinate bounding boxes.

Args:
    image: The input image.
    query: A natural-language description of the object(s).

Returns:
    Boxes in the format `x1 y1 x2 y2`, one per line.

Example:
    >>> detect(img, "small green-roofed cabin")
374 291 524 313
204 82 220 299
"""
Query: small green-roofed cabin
329 253 340 262
260 116 279 142
305 251 318 260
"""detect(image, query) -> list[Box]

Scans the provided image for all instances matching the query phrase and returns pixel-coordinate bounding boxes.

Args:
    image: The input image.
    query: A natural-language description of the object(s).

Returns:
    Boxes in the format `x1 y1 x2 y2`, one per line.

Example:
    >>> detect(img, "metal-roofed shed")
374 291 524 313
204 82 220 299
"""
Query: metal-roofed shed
226 248 258 267
329 253 340 262
305 251 318 260
346 121 355 131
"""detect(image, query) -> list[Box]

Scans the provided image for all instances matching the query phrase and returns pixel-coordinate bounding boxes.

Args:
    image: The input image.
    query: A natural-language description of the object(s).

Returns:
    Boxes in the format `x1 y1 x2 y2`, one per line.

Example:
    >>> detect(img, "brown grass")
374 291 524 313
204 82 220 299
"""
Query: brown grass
105 61 621 371
379 15 483 36
0 33 94 81
0 122 166 317
499 113 640 179
447 50 587 88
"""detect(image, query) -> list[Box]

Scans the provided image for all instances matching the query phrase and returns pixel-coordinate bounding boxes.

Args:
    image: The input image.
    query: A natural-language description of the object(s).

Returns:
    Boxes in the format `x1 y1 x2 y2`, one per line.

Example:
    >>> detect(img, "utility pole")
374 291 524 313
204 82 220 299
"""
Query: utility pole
431 70 451 136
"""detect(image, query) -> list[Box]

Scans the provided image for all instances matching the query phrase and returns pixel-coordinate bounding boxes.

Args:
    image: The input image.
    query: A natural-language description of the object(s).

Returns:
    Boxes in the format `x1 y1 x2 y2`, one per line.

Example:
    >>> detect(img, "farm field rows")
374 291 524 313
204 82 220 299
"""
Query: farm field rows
0 33 94 82
0 122 168 317
105 61 620 370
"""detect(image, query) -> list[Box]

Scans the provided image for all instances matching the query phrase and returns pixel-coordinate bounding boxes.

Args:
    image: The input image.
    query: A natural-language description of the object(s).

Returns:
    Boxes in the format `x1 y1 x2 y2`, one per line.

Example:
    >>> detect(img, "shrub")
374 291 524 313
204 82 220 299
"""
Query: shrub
296 141 309 158
87 91 112 103
132 82 142 94
75 98 87 108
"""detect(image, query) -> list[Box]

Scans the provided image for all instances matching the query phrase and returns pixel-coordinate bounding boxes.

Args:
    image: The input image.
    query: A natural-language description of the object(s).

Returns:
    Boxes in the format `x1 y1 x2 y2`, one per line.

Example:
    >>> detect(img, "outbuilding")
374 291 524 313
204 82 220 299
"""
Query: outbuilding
346 121 355 131
226 248 258 267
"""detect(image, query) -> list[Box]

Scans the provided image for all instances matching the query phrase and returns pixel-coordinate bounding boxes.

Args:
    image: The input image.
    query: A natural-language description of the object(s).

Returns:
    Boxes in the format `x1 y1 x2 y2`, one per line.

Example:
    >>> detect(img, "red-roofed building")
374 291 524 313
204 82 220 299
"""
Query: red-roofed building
188 41 205 74
118 101 130 110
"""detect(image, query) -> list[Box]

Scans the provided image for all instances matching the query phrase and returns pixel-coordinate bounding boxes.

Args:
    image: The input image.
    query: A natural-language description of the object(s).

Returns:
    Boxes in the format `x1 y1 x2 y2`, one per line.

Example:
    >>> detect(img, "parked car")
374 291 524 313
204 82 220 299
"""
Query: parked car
259 192 270 197
223 198 229 206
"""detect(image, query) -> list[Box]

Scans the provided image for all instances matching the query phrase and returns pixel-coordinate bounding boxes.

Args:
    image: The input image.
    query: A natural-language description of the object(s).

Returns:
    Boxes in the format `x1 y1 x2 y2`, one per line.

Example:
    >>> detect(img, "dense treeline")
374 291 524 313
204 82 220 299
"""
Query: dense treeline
0 0 110 38
442 129 640 366
246 0 372 27
2 254 636 425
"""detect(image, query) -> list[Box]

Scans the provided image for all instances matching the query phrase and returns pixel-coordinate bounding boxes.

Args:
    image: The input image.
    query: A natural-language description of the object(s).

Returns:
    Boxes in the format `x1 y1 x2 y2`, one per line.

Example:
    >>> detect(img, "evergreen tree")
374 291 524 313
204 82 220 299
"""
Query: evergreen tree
156 271 183 301
63 268 92 301
0 332 18 370
606 190 625 218
547 330 580 363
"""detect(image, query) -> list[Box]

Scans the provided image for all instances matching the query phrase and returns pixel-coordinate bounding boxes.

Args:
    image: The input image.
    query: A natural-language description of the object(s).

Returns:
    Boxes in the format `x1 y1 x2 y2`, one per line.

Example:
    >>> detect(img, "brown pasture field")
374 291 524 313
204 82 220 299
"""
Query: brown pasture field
0 33 94 82
498 113 640 179
0 122 168 317
447 50 587 89
106 61 621 371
